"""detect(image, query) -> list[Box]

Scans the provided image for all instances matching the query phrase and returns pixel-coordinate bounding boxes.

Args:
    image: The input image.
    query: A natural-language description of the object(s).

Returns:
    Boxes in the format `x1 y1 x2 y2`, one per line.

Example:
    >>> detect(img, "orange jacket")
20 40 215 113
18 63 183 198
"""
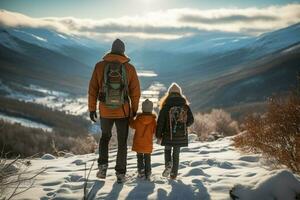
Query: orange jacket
130 113 157 154
88 53 141 118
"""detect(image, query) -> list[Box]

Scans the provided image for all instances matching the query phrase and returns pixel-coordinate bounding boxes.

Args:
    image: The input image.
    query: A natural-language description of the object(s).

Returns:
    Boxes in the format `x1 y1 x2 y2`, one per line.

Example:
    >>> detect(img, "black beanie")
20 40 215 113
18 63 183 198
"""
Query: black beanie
111 39 125 55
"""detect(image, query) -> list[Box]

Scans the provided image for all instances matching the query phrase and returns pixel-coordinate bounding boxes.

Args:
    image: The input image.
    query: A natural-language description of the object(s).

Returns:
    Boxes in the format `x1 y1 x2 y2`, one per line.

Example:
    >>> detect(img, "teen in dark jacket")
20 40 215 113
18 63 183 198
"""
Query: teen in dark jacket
156 83 194 179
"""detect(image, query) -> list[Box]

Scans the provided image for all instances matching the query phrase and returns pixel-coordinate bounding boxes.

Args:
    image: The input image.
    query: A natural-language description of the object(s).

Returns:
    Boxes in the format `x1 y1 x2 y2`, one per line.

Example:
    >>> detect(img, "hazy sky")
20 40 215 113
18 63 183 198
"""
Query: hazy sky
0 0 299 19
0 0 300 40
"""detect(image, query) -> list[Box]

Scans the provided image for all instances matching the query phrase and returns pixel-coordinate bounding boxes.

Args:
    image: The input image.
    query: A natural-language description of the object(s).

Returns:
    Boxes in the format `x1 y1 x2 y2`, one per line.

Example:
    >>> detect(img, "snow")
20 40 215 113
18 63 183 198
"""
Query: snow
0 112 53 132
0 82 87 116
41 154 56 160
3 27 102 56
64 153 75 158
0 31 23 52
0 81 165 117
9 137 300 200
137 70 158 77
231 170 300 200
139 82 167 110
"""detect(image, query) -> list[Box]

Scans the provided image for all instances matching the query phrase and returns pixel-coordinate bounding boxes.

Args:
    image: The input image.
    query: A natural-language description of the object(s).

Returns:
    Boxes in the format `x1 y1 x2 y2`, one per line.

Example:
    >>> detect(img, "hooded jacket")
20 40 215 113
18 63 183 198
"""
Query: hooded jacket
130 113 157 153
156 94 194 147
88 53 141 118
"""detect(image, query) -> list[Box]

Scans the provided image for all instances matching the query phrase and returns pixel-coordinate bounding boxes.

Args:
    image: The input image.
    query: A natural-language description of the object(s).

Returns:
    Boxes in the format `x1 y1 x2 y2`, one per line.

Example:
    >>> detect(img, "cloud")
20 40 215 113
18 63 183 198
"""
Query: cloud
179 14 278 24
0 3 299 40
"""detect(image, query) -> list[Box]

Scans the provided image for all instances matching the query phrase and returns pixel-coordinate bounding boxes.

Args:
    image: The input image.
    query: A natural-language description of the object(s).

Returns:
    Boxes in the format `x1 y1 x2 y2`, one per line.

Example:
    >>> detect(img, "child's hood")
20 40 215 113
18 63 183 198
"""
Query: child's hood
136 113 156 125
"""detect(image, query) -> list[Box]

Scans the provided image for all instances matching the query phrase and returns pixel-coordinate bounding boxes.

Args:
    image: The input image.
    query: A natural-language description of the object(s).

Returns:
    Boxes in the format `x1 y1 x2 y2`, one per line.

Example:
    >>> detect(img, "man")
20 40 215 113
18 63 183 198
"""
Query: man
88 39 140 183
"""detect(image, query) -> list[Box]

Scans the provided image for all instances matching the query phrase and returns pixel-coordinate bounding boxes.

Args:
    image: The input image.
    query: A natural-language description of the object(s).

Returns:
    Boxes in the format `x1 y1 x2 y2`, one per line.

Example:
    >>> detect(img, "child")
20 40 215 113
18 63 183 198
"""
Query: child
156 83 194 180
130 99 157 180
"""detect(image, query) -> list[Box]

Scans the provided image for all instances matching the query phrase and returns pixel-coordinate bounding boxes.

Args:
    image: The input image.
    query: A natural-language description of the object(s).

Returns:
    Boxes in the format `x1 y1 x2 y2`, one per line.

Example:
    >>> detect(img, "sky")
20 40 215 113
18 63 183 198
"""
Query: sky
0 0 299 19
0 0 300 40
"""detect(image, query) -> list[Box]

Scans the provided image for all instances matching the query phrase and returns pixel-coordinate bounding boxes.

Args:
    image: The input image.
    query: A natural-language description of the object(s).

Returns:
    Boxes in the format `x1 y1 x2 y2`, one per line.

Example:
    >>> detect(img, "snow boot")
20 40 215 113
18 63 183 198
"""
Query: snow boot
170 172 177 180
116 173 126 183
145 172 152 181
162 162 172 177
96 164 108 179
138 169 145 179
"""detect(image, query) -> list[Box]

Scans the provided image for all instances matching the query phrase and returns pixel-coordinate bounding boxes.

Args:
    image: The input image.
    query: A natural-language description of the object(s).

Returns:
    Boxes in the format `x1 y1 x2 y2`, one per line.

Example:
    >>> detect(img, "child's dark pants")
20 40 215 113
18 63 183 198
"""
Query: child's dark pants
164 146 181 176
137 153 151 175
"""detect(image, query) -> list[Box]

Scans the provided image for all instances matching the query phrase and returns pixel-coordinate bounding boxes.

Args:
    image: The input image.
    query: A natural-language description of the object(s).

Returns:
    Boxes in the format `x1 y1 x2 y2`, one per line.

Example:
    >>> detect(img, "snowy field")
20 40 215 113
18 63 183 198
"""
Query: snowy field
12 136 300 200
0 112 53 132
0 75 165 117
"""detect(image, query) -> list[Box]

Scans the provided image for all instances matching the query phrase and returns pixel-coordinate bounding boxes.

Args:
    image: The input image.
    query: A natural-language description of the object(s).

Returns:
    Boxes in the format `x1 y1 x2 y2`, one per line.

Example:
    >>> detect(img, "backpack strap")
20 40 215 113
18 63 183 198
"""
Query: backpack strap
121 63 129 99
121 63 131 117
169 107 173 140
102 63 109 96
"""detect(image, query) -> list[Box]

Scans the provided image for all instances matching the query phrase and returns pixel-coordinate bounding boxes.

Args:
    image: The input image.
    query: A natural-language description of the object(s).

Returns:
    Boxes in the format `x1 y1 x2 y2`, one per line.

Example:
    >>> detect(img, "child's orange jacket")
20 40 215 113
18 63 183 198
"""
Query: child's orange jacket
130 113 157 154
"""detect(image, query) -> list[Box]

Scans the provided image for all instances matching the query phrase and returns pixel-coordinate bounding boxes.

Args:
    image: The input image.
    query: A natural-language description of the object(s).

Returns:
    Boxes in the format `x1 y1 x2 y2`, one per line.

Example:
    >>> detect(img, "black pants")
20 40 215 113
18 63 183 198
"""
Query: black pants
137 153 151 175
164 146 181 176
98 117 129 175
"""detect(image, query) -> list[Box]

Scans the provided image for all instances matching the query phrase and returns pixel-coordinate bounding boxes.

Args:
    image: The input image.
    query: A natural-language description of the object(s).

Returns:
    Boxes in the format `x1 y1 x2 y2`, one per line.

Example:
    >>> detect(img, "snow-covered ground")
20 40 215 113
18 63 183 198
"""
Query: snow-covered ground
0 82 88 116
11 137 300 200
0 112 53 132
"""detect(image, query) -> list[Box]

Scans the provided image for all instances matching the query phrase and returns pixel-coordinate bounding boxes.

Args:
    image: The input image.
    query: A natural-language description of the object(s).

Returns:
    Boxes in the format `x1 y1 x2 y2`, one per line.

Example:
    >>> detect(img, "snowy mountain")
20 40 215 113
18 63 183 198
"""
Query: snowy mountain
9 136 300 200
0 27 106 66
0 23 299 113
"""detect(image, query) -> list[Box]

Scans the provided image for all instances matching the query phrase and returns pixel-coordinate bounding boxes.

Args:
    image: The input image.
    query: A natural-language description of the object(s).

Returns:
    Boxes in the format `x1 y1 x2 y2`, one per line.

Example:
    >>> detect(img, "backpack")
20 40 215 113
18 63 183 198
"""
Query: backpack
168 106 188 140
102 62 128 109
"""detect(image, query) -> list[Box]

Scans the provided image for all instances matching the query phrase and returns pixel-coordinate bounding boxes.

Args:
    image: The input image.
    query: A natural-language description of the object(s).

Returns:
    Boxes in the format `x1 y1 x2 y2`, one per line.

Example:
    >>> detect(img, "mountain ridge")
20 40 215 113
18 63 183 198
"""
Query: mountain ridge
0 23 299 115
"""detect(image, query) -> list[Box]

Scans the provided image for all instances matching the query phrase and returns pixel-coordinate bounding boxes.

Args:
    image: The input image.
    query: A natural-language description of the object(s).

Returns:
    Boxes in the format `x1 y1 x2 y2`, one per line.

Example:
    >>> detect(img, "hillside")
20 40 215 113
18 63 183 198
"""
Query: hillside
185 44 300 112
0 23 300 114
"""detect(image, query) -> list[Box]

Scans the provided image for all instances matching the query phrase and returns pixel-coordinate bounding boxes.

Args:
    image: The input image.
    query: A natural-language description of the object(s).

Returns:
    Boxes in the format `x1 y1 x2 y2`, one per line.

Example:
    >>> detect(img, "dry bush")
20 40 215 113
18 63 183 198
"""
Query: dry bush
190 113 214 141
71 135 97 155
0 121 97 157
210 109 239 137
234 91 300 173
190 109 239 141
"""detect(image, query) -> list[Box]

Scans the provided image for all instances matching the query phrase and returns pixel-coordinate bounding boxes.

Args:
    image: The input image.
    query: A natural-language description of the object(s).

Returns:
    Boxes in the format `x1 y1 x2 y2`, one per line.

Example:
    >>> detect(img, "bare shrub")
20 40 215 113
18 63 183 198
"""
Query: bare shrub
0 121 97 157
71 135 97 155
190 113 214 141
210 109 239 137
234 91 300 174
190 109 239 141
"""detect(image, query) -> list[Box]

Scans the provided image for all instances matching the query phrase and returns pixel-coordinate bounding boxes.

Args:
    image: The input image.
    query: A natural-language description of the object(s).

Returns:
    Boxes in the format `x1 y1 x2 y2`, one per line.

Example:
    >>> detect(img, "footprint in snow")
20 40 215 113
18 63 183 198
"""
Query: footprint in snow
64 174 85 182
71 159 86 166
41 181 63 187
183 168 210 177
239 155 260 162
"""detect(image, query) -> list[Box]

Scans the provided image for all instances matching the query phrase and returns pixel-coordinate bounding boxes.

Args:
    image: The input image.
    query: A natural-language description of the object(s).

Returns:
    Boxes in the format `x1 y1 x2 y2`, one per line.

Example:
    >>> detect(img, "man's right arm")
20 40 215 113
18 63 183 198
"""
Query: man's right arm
88 64 100 112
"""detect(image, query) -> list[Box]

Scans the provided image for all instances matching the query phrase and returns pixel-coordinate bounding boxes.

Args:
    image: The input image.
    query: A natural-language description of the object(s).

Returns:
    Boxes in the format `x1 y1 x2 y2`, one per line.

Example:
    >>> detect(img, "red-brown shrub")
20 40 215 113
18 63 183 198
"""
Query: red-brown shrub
234 91 300 173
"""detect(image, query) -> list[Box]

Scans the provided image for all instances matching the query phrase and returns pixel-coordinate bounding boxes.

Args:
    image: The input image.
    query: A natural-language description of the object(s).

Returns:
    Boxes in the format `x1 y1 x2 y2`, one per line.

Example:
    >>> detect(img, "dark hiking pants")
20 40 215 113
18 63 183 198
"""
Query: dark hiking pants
98 117 129 175
137 153 151 175
164 146 181 176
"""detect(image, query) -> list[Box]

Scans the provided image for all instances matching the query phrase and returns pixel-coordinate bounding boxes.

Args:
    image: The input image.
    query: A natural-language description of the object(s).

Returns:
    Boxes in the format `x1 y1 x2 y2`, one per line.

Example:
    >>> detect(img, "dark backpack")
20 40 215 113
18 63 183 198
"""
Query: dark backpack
168 105 188 139
102 62 128 109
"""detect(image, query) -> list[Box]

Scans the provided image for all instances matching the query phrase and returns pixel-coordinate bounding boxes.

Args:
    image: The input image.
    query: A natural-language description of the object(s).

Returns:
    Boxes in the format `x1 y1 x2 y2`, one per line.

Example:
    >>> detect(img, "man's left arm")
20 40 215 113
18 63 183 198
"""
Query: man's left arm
88 65 100 112
128 64 141 117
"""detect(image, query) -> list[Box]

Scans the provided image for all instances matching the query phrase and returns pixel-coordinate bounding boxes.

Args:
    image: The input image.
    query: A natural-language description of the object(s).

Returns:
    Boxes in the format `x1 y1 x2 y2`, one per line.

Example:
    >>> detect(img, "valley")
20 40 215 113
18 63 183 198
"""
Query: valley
0 22 299 122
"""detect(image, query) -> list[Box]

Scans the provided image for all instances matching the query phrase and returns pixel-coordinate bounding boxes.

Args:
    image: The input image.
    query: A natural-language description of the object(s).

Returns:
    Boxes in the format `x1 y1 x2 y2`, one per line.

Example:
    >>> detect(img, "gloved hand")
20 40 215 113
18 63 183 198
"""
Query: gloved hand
90 111 97 122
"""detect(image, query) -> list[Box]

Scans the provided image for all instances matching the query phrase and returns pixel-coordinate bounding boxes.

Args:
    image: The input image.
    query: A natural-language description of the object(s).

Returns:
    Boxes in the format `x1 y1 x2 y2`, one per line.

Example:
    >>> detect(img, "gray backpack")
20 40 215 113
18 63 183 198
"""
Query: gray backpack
102 62 128 109
168 106 188 139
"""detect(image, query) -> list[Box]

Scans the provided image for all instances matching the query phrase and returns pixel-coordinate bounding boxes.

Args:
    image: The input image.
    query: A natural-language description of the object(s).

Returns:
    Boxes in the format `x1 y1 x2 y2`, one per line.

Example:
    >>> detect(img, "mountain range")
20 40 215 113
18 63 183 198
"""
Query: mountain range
0 23 299 116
